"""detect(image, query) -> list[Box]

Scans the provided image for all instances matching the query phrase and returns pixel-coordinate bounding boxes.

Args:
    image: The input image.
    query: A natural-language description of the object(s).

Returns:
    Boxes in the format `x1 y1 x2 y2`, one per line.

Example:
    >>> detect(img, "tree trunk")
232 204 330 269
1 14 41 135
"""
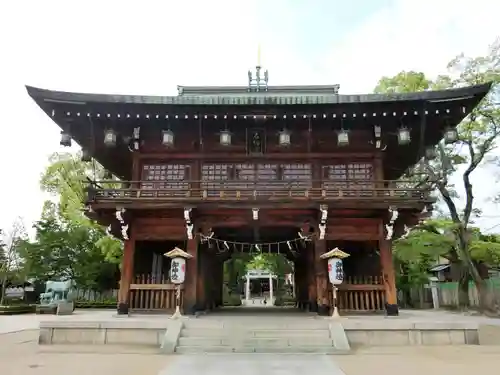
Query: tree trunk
455 227 496 312
0 273 7 306
457 270 470 309
476 279 496 313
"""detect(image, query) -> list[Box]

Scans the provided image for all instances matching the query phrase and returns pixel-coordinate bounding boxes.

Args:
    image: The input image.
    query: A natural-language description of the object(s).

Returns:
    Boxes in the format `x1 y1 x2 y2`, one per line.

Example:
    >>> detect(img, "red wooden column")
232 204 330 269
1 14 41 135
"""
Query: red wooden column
294 258 306 309
306 243 318 312
117 225 135 315
314 239 329 316
379 222 399 316
183 237 200 314
196 247 208 311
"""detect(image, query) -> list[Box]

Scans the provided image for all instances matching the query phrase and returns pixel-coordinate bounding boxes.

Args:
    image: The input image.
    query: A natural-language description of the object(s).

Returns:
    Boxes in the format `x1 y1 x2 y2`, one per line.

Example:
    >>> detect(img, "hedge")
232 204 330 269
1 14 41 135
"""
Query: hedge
0 304 36 315
75 301 116 309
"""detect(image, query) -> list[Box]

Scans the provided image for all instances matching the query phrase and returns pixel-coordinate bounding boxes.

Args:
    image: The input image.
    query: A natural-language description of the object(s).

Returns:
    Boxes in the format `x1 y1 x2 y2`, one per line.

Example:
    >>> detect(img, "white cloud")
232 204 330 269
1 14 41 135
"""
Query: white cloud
0 0 499 231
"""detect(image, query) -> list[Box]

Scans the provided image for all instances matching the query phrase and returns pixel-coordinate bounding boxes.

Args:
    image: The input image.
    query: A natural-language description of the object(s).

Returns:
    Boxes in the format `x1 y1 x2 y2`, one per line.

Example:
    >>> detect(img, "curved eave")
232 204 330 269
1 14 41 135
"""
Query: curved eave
26 82 493 107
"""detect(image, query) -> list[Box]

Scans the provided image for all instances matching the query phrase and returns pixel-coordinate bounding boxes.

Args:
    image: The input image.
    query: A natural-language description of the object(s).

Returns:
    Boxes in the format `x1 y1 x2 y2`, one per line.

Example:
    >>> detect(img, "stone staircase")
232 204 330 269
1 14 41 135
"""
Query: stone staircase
175 319 346 353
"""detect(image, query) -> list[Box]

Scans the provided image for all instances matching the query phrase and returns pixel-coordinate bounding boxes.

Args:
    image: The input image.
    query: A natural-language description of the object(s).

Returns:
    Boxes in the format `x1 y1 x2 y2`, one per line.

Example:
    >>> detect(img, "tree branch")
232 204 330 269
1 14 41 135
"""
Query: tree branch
462 129 499 226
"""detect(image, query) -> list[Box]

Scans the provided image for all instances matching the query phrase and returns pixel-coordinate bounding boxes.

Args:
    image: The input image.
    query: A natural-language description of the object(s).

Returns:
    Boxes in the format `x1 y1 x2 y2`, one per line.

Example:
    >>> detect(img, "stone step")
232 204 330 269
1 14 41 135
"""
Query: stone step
180 328 331 338
175 345 340 354
182 321 328 330
178 337 335 347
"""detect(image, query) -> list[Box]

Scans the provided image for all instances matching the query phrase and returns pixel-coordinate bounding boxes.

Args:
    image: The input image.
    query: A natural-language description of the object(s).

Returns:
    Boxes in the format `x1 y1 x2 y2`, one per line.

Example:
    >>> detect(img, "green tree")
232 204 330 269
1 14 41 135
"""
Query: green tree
0 219 27 305
40 152 123 263
18 210 118 291
247 253 293 280
375 40 500 312
395 219 500 307
374 71 430 94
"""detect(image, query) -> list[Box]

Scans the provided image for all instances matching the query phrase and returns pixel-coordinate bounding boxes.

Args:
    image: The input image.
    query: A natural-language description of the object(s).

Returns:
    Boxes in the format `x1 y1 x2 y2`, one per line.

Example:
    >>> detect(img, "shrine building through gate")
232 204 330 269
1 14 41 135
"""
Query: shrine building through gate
26 64 492 316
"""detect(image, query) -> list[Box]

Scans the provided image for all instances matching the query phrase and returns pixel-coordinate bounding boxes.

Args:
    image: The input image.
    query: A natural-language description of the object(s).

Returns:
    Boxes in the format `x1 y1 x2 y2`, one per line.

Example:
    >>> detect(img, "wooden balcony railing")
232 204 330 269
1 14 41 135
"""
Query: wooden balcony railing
336 275 385 312
129 274 183 311
88 179 433 204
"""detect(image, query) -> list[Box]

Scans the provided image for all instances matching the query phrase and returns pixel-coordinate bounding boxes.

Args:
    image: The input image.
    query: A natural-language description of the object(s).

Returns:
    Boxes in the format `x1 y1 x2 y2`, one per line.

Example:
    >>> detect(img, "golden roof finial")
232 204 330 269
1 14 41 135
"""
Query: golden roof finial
257 43 261 67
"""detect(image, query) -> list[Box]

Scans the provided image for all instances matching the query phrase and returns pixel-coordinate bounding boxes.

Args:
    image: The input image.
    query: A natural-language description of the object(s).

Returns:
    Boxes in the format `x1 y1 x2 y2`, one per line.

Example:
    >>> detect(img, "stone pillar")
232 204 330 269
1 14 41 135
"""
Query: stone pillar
183 237 200 314
117 225 135 315
245 274 251 302
269 274 274 305
379 225 398 316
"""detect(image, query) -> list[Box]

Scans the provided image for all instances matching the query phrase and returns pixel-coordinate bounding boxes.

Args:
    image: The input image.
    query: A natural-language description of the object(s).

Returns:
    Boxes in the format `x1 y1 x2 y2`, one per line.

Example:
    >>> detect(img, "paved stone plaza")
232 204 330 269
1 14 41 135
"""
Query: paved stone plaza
1 310 500 374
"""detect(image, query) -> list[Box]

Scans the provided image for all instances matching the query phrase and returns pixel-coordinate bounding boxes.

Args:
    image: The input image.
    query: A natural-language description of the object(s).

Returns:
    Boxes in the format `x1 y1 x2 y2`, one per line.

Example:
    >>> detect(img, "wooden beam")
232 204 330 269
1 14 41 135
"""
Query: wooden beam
136 152 378 160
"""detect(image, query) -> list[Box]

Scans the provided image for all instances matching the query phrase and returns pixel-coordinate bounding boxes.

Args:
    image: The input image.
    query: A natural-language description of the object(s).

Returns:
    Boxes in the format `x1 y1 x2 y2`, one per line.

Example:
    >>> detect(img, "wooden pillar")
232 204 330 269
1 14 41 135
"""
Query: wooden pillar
183 237 200 314
314 239 329 316
205 253 214 310
306 243 318 312
379 223 398 316
213 259 224 307
196 247 207 311
294 258 306 309
117 225 135 315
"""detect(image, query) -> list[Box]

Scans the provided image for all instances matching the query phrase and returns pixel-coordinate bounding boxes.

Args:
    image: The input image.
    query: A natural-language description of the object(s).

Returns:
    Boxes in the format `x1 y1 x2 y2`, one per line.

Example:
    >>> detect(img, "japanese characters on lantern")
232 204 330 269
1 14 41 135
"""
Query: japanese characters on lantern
328 257 344 285
170 257 186 284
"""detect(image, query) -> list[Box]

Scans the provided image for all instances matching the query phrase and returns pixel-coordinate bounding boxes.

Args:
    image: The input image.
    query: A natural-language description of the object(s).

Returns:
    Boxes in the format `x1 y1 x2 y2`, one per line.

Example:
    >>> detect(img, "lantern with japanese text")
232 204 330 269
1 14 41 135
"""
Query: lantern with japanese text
164 247 193 319
320 247 350 318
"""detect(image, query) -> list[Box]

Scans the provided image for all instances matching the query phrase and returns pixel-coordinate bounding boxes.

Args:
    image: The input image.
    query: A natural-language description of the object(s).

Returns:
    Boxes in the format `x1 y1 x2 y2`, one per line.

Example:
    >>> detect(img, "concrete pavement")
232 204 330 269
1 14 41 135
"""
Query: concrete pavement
159 354 346 375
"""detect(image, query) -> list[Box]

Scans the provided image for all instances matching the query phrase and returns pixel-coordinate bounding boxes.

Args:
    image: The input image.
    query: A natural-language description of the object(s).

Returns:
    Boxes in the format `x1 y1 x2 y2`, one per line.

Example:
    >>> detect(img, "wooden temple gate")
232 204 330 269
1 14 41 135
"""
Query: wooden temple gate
26 63 489 316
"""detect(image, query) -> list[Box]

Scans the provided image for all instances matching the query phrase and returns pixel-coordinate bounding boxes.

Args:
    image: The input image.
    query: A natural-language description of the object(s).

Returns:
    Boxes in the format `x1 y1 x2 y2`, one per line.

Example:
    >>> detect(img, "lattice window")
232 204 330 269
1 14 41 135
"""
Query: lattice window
281 163 312 188
322 163 373 191
202 163 255 195
256 164 279 190
141 164 189 191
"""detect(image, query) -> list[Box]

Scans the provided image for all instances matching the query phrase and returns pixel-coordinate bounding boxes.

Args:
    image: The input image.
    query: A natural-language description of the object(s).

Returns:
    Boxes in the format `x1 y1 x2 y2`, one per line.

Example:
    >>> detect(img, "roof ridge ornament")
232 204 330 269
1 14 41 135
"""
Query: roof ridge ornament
248 45 269 92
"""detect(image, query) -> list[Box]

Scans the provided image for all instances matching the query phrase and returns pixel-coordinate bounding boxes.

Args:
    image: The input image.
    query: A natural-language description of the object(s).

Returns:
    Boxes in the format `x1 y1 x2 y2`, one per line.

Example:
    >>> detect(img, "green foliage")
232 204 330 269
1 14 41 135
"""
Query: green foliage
393 219 455 261
222 284 242 306
246 253 293 278
18 212 118 291
39 152 123 263
375 41 500 309
394 218 500 266
0 220 27 305
0 304 36 315
374 71 431 94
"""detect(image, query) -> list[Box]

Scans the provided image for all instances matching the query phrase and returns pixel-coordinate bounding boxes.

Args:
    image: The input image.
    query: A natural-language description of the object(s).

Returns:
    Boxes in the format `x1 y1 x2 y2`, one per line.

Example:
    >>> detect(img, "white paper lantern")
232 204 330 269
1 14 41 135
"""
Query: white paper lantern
444 127 458 144
169 257 186 284
278 129 291 146
162 129 175 147
337 130 349 146
397 127 411 145
328 258 344 285
219 130 232 146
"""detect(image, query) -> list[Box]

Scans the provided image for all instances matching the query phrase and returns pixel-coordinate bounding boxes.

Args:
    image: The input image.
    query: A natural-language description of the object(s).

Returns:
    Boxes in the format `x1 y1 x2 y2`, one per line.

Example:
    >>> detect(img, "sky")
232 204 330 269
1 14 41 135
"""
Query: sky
0 0 499 234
